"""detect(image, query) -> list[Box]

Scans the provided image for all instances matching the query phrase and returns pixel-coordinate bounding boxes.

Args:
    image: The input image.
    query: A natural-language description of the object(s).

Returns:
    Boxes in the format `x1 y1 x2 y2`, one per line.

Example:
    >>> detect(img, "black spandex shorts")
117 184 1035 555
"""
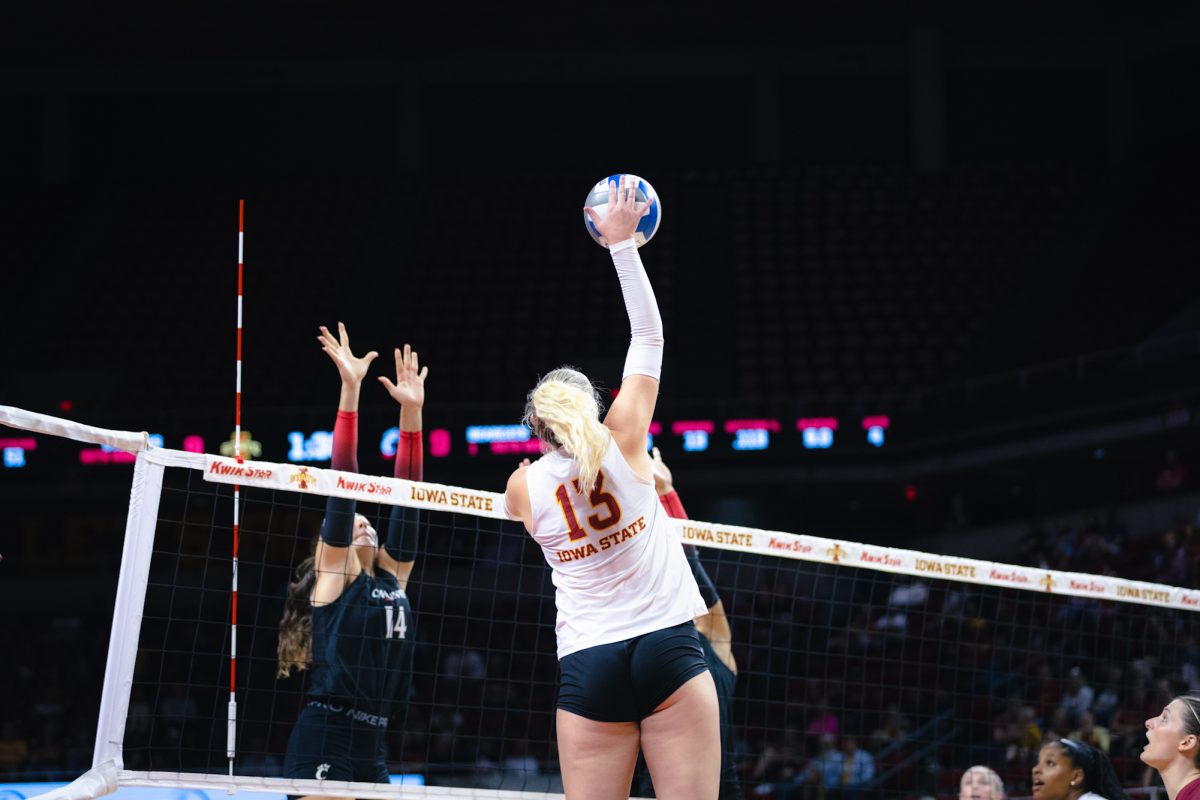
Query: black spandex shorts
283 699 389 797
557 620 709 723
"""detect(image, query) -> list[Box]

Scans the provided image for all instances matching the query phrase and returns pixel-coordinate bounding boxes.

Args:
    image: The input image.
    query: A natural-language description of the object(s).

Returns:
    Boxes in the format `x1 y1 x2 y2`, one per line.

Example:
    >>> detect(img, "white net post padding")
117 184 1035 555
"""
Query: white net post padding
26 760 119 800
93 451 165 770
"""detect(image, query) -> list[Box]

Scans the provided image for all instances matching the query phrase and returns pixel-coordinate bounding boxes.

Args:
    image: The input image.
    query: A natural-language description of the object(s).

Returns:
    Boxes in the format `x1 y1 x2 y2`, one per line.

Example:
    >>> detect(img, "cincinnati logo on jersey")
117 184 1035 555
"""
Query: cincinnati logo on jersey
371 587 406 601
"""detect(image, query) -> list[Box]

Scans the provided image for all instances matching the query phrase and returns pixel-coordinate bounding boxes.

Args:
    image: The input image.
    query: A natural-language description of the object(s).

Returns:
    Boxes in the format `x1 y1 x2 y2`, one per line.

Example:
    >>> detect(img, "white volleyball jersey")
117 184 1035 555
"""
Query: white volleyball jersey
523 436 708 659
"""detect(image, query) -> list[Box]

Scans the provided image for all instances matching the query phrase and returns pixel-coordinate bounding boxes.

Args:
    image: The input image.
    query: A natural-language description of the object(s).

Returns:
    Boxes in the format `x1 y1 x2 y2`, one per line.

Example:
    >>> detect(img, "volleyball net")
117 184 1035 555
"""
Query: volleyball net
4 403 1198 800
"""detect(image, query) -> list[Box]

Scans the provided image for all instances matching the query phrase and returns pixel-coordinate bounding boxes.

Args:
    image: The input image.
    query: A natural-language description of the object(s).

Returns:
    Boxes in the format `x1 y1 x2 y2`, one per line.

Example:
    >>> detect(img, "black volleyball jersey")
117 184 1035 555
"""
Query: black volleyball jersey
308 570 414 717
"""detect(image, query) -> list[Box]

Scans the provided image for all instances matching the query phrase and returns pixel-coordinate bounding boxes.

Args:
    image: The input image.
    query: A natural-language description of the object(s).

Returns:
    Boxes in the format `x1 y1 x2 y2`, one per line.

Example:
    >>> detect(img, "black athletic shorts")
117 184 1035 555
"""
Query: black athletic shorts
557 620 709 723
283 699 389 797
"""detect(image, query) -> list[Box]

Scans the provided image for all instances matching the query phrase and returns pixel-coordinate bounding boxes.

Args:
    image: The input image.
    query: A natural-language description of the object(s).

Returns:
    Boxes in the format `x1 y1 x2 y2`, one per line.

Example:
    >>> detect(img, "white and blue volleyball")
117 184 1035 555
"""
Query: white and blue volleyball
582 174 662 248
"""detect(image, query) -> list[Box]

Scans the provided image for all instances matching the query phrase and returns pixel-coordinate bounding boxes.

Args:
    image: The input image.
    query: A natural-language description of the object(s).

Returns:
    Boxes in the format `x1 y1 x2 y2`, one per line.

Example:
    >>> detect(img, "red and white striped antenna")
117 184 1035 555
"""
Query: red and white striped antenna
228 199 244 773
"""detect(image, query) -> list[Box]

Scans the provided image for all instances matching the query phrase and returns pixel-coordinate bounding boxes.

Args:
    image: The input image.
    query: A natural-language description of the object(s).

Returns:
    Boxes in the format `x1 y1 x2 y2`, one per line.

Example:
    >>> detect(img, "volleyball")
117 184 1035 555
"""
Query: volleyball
582 174 662 248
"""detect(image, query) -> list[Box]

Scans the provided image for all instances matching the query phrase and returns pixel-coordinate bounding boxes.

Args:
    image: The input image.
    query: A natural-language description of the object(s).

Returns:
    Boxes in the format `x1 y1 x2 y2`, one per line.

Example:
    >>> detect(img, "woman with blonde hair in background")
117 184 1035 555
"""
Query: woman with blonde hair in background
1142 694 1200 800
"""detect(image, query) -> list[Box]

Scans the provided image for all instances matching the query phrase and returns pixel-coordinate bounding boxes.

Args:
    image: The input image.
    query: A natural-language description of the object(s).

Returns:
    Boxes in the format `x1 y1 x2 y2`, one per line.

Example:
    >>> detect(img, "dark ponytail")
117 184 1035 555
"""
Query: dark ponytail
1058 739 1127 800
277 555 316 678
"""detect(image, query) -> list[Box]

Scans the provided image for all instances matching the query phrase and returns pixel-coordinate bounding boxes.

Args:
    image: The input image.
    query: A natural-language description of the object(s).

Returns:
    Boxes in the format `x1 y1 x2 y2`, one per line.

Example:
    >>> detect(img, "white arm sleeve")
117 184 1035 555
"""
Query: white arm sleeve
609 237 664 381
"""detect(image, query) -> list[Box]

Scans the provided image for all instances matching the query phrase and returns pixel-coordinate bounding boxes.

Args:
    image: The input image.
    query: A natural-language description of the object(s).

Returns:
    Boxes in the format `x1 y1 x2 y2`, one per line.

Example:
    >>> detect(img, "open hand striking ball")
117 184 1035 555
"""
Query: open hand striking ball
582 174 662 248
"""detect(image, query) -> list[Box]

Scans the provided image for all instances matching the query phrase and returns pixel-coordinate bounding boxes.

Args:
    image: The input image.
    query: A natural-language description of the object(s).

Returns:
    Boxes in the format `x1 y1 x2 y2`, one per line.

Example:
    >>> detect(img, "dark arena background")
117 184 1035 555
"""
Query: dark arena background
3 5 1200 800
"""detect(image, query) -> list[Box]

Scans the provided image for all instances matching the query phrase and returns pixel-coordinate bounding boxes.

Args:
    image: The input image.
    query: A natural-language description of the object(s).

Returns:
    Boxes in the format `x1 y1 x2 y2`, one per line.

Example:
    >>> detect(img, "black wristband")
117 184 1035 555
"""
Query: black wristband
320 496 356 547
384 504 421 562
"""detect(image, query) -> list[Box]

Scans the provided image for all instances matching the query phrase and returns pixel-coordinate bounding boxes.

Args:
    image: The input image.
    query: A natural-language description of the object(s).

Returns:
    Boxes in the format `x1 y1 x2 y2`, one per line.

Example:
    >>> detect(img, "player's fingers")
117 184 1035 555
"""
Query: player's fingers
364 350 379 364
640 195 653 218
418 366 428 380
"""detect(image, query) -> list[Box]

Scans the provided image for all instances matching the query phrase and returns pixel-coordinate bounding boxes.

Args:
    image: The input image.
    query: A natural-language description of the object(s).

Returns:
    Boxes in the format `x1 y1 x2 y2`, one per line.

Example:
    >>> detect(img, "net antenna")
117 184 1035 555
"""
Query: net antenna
228 198 245 775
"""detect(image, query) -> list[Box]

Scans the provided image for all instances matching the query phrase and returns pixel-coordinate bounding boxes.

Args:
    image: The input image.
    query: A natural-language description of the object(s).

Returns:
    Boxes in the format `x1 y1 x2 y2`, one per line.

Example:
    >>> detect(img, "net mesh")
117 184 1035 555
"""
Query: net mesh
125 463 565 792
0 397 1181 800
104 452 1200 800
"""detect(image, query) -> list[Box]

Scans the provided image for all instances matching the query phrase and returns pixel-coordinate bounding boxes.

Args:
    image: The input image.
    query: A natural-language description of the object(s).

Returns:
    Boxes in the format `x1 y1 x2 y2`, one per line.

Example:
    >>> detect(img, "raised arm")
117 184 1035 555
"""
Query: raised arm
377 344 428 588
585 175 662 479
313 323 378 601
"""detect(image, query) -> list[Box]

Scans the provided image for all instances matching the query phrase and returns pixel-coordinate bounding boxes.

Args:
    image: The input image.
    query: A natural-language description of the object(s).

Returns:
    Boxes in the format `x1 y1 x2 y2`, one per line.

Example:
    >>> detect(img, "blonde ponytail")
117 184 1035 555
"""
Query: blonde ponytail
524 368 609 494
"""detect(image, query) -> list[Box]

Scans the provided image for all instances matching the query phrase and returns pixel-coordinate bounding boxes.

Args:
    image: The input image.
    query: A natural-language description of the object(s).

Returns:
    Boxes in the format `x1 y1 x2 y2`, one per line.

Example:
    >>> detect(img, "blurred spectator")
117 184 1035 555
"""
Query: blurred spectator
1044 706 1073 743
1155 450 1187 491
1068 710 1112 754
502 739 540 780
869 704 913 752
959 765 1006 800
1149 528 1189 585
1092 665 1122 727
1031 663 1063 725
796 731 834 775
0 721 29 773
807 736 875 799
1180 634 1200 693
750 726 807 789
473 738 503 788
806 702 841 743
994 700 1042 764
442 648 486 681
1111 680 1160 754
829 607 877 654
1058 667 1095 728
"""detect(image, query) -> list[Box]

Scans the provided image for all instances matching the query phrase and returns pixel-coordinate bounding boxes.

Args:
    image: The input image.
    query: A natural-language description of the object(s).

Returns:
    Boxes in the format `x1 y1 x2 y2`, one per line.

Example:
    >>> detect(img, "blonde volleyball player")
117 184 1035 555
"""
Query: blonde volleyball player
277 324 427 799
504 176 720 800
1141 694 1200 800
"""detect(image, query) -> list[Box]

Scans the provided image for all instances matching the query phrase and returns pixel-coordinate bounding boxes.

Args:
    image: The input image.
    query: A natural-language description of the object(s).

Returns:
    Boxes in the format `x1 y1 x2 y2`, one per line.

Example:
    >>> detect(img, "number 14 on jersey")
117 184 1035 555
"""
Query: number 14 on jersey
384 605 407 639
